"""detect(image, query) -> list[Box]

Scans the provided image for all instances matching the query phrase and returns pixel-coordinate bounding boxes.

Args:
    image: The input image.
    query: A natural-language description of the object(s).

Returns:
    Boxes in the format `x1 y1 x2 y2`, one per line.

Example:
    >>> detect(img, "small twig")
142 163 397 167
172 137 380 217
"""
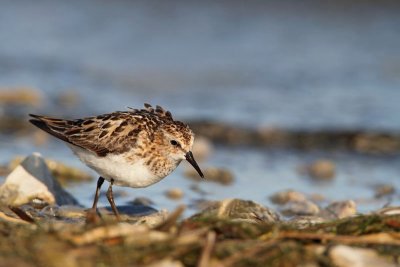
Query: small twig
221 240 278 266
155 205 185 232
197 231 216 267
278 231 400 246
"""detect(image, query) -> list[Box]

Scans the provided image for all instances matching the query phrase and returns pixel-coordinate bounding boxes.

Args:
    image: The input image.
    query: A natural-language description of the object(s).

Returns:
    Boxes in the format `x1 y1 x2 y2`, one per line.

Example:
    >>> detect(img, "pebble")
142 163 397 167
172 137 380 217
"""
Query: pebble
165 188 184 200
280 200 320 217
193 198 280 223
269 190 307 205
306 159 336 180
184 166 234 185
321 200 357 219
0 153 79 206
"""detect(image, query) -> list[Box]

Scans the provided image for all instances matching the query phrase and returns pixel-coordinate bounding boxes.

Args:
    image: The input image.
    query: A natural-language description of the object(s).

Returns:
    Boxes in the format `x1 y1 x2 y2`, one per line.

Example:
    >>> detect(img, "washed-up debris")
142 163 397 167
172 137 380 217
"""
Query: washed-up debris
63 223 169 246
0 202 399 266
0 153 79 206
9 156 93 184
184 166 234 185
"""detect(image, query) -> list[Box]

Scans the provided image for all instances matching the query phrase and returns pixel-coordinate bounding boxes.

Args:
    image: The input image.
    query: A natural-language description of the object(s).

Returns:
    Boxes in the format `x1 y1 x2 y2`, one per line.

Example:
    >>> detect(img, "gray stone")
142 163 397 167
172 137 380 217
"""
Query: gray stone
0 153 79 206
194 198 280 223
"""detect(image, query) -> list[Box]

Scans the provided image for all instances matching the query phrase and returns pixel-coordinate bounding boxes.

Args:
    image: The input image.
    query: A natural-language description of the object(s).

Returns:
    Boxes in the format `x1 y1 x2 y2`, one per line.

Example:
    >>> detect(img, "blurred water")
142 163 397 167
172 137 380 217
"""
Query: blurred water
1 0 400 214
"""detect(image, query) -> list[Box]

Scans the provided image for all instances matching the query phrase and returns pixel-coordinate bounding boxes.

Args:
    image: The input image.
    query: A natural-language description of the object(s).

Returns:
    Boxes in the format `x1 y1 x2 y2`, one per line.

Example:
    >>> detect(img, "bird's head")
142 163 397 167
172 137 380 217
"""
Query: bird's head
159 121 204 178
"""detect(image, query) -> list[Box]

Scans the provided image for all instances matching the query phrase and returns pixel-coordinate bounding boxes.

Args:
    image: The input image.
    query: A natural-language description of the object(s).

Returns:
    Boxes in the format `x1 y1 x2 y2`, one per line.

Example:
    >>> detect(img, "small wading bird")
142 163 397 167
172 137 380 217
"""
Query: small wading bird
29 104 204 220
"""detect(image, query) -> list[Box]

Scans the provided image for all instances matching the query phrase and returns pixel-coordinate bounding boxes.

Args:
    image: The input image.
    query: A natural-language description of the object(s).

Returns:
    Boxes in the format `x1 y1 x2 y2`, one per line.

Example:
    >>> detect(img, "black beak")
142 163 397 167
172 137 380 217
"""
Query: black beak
185 151 204 178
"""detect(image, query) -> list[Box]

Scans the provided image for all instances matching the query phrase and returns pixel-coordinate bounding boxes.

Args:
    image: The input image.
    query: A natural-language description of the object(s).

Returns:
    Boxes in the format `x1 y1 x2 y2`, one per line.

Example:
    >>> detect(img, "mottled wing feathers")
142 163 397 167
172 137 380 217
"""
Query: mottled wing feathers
30 112 145 157
29 114 73 144
29 104 178 157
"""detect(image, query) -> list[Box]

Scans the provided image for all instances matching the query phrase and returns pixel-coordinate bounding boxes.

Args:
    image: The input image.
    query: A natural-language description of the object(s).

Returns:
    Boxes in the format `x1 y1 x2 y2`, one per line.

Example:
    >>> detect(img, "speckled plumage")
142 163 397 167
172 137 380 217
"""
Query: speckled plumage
29 103 204 219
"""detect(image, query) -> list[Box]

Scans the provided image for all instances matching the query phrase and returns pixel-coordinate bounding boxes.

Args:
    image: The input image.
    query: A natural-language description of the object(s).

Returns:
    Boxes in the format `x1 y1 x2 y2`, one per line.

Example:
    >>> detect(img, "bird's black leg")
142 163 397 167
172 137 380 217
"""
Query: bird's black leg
91 176 105 210
86 176 105 223
106 178 120 220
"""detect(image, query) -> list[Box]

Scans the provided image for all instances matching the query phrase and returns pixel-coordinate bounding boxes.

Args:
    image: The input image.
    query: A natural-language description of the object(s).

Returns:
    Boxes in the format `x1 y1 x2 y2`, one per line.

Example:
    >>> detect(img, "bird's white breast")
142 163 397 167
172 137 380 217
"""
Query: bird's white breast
68 145 165 188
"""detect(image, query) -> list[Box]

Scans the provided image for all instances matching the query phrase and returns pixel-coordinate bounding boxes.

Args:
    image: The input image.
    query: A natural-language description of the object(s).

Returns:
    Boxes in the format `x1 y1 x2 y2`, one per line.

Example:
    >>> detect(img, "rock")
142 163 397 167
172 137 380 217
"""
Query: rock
269 190 307 205
306 160 336 180
329 245 396 267
165 188 184 200
0 153 79 206
189 199 217 211
373 184 395 198
191 136 213 161
184 166 234 185
321 200 356 219
280 200 320 217
9 156 93 184
193 198 280 223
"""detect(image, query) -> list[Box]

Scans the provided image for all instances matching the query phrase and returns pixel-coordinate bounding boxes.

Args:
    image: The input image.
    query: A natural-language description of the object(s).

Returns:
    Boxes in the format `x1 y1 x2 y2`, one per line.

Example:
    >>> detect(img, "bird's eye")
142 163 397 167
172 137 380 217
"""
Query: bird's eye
170 140 179 146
